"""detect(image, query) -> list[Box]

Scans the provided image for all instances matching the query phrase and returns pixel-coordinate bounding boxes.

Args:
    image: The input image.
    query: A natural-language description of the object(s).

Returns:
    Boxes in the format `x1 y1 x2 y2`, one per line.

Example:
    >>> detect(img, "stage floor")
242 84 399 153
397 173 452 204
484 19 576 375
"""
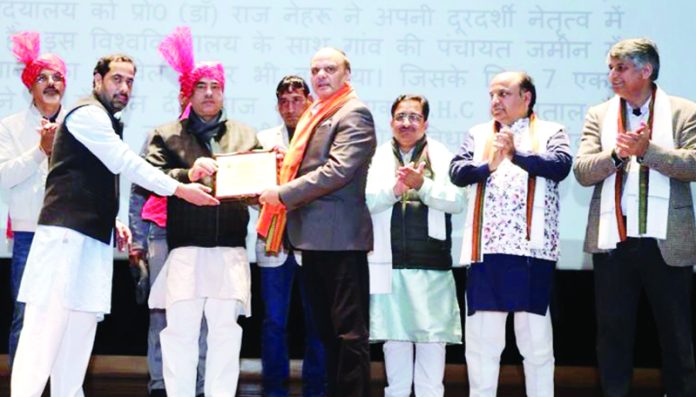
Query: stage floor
0 356 663 396
0 376 664 397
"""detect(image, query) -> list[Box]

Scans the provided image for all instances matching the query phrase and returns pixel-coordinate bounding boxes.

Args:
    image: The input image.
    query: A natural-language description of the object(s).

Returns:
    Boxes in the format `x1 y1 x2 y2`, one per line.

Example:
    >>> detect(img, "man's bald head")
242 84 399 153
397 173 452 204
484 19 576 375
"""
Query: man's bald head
310 47 352 100
311 47 351 72
488 71 536 126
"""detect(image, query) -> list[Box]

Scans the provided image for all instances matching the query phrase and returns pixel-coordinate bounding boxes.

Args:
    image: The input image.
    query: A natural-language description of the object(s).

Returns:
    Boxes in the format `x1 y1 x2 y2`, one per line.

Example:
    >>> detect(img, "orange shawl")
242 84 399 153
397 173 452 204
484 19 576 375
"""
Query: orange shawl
256 83 356 254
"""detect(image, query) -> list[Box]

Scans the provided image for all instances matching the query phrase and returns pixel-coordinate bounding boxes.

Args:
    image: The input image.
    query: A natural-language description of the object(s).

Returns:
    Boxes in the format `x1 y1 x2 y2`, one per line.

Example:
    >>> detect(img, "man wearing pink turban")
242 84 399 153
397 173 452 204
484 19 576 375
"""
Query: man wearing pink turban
144 26 260 397
0 31 67 368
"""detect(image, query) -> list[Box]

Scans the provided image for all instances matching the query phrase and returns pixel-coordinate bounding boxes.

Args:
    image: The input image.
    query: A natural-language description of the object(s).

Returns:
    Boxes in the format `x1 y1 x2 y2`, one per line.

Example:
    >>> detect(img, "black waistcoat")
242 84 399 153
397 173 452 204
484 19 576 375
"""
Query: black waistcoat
165 119 250 250
390 137 453 270
38 95 123 244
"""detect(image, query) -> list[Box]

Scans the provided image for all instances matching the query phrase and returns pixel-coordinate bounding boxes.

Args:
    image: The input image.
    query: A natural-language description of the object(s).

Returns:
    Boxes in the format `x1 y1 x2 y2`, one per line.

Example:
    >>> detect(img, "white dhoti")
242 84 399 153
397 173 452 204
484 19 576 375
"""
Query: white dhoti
11 226 112 397
465 310 554 397
383 341 446 397
161 298 244 397
11 254 99 397
151 246 251 397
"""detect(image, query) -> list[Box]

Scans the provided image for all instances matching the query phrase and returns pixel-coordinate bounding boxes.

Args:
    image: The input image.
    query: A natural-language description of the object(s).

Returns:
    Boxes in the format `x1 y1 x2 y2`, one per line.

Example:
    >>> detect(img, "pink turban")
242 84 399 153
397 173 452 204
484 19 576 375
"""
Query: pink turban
158 27 225 119
10 31 66 90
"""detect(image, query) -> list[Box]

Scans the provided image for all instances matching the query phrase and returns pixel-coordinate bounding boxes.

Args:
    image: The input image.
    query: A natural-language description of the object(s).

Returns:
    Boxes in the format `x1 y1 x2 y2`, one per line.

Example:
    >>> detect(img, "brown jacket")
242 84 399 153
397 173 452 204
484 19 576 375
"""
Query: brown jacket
144 117 259 249
573 95 696 267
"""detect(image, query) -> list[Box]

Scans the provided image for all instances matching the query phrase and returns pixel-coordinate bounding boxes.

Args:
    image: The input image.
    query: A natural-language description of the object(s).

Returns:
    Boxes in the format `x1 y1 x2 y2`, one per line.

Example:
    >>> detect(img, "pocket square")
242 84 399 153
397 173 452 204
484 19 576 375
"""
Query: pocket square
318 119 333 129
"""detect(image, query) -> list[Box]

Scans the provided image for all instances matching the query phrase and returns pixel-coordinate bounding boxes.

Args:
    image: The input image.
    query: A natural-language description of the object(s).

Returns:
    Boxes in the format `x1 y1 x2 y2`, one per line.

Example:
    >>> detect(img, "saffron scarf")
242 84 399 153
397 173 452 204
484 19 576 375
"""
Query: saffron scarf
256 83 356 254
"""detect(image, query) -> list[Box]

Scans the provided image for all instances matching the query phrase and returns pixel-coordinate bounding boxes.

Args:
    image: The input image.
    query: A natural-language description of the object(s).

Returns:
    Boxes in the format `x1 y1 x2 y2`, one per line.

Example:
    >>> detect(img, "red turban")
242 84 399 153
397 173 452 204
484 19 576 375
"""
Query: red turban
10 31 66 90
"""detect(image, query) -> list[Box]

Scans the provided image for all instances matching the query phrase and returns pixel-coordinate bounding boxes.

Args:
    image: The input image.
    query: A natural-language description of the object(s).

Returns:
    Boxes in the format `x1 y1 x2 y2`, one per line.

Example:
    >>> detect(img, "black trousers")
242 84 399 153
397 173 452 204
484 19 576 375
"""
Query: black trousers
594 238 696 397
302 250 371 397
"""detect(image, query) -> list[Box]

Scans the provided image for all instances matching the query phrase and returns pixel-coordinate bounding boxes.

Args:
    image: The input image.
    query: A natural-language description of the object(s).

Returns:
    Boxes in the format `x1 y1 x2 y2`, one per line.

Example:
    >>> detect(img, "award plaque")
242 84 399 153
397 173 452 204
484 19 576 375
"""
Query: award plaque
214 150 277 199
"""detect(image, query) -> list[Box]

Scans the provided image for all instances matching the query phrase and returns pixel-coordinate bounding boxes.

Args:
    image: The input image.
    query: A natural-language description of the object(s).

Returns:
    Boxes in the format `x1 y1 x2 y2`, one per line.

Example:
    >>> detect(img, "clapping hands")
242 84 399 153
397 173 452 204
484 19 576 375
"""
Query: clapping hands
393 161 426 196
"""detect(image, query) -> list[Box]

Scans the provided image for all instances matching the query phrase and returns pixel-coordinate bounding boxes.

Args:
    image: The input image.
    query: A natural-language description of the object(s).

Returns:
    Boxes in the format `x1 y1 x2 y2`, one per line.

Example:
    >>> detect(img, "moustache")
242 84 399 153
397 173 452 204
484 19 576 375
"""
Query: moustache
43 87 59 95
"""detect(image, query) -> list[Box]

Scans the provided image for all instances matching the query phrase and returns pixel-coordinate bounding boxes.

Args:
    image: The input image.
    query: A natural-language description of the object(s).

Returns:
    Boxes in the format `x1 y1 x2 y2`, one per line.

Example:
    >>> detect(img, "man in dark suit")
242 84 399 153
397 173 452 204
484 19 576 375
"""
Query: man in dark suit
574 38 696 397
259 47 376 397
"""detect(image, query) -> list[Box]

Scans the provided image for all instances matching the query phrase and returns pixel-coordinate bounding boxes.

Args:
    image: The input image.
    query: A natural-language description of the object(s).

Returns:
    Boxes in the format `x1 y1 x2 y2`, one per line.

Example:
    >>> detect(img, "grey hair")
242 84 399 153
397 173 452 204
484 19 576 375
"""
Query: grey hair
607 38 660 81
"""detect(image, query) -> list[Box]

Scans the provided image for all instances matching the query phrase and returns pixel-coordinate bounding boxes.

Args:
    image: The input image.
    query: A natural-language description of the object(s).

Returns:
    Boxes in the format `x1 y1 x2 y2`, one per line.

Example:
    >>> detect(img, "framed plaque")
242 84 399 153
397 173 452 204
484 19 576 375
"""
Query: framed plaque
214 150 277 199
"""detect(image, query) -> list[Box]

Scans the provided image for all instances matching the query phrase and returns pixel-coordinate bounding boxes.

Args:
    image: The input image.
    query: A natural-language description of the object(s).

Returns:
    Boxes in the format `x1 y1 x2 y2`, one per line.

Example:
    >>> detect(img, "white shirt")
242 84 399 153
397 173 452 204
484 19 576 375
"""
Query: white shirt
620 97 650 213
0 104 64 231
17 104 179 317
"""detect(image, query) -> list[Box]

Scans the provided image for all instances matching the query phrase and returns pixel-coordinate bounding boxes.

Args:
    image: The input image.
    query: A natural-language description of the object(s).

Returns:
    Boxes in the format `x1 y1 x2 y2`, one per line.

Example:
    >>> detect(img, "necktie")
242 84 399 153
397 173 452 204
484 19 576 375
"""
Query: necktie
632 107 642 116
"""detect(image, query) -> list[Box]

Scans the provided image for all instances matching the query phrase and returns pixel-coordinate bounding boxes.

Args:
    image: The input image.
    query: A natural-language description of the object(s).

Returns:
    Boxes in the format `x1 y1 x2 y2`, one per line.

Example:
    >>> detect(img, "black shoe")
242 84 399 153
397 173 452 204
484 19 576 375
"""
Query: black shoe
149 390 167 397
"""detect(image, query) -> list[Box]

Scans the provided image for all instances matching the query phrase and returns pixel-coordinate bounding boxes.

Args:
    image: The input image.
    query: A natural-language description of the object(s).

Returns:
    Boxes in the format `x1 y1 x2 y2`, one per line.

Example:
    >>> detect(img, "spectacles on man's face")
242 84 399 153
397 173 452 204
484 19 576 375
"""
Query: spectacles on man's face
35 72 65 84
394 112 424 124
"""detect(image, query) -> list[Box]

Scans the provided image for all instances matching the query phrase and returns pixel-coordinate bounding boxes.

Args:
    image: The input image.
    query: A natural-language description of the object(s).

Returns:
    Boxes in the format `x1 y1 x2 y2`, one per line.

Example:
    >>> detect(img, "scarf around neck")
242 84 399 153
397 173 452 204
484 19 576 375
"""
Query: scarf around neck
187 110 224 152
256 83 356 254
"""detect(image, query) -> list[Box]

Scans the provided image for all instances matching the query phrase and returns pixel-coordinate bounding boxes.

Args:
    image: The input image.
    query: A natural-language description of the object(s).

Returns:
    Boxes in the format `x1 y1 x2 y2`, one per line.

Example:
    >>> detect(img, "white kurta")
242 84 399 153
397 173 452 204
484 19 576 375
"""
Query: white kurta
149 246 252 317
17 105 179 317
366 137 465 343
0 104 65 232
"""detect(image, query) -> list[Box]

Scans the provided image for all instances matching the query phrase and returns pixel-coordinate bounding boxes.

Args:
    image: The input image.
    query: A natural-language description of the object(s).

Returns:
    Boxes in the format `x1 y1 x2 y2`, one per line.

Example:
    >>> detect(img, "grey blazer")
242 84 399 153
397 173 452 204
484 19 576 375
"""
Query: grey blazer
573 95 696 267
278 98 376 251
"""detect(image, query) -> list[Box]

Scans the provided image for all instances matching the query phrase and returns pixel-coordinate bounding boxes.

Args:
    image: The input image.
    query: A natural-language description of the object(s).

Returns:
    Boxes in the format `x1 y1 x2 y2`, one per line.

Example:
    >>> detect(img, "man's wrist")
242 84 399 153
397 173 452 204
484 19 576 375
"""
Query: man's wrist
37 143 49 156
636 144 649 164
413 177 425 190
611 149 626 168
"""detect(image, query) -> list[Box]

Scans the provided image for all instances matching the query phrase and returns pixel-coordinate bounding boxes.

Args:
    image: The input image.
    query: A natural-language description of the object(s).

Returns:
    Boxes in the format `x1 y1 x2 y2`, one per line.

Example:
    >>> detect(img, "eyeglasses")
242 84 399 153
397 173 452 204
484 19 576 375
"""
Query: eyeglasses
35 73 65 84
394 112 424 123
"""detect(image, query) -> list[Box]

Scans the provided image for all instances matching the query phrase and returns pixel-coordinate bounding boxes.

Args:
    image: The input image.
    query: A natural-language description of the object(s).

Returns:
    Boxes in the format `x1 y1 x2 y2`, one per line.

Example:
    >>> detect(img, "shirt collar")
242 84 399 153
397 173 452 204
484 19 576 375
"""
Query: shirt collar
508 117 530 134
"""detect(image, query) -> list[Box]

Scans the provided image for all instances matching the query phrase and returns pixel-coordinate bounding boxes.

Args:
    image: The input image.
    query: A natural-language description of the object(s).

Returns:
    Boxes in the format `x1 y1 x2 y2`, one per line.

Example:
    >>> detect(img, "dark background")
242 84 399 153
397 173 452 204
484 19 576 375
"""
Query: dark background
0 259 673 367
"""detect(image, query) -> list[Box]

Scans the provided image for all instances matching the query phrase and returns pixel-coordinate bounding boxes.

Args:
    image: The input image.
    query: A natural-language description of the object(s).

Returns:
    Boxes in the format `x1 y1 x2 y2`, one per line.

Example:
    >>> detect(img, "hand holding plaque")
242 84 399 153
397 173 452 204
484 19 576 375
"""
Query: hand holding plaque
214 150 278 199
188 157 218 182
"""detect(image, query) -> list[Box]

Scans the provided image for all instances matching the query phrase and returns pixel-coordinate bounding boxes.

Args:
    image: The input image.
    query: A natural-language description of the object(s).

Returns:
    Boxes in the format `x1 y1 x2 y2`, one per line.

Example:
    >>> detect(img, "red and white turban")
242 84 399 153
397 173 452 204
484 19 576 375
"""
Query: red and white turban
10 31 67 90
158 26 225 119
